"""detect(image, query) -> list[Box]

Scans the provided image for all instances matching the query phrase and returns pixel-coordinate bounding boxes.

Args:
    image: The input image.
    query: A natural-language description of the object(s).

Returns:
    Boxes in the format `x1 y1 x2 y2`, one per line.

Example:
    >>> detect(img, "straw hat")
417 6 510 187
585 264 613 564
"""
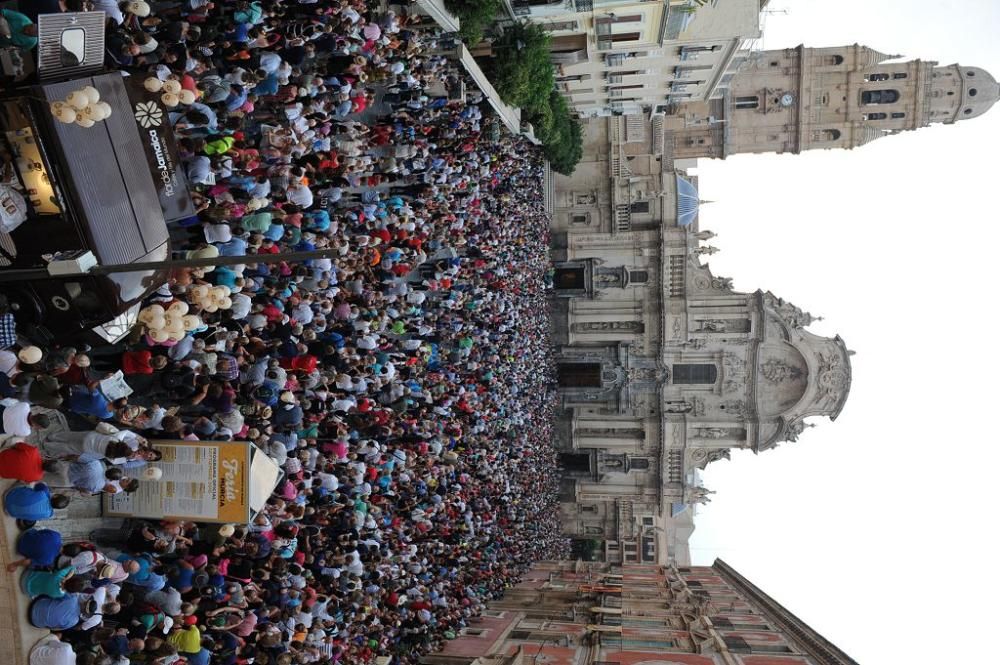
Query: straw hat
17 346 42 365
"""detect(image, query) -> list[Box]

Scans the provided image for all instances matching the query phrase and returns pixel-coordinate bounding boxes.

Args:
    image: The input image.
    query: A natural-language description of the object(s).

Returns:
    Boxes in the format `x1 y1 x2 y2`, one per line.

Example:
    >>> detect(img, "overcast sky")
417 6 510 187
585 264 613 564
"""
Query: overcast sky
686 1 1000 663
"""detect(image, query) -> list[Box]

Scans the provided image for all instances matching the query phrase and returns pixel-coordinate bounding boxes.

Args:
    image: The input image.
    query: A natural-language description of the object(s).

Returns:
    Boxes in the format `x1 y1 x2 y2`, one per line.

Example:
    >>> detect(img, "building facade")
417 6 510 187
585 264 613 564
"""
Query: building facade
666 45 1000 160
423 560 859 665
548 167 851 565
496 0 763 117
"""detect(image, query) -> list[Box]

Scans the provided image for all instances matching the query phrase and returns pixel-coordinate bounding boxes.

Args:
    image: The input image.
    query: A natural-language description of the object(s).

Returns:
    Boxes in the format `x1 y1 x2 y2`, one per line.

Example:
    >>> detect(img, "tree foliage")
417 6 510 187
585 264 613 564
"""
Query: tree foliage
444 0 503 46
483 23 583 174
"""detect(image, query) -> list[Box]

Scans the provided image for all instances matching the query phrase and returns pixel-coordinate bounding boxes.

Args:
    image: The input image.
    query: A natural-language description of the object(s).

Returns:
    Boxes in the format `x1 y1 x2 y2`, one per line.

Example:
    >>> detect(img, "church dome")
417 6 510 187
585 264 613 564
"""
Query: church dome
954 66 1000 121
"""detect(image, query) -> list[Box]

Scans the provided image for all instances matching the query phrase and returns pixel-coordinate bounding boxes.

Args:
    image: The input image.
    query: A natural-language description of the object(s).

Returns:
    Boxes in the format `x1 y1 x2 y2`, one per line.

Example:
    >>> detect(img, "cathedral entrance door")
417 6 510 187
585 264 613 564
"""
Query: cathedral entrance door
557 362 602 387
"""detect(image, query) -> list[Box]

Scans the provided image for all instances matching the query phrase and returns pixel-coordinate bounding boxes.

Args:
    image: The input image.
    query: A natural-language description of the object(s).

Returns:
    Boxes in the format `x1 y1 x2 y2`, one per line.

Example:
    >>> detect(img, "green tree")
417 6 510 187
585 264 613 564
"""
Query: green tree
486 22 555 115
444 0 503 46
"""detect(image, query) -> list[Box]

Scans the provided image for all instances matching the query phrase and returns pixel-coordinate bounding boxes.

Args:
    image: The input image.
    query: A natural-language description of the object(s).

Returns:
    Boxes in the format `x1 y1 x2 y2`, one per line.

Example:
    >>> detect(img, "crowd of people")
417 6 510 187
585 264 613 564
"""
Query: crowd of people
0 0 570 663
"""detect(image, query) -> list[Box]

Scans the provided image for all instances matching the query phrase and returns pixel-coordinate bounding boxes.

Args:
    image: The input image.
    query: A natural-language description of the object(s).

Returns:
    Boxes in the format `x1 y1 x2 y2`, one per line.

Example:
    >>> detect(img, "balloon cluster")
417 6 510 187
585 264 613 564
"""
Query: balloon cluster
144 77 196 108
50 86 113 128
138 301 201 344
189 285 233 313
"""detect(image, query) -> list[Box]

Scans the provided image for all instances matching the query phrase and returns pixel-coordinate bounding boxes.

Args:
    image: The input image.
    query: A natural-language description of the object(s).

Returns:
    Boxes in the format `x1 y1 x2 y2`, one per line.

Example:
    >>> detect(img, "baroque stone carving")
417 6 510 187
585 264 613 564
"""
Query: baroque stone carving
722 352 749 394
694 427 729 439
696 319 730 333
694 245 720 256
760 359 803 383
572 321 643 333
784 420 815 442
720 399 749 419
711 276 734 291
690 448 732 464
694 230 717 241
817 353 849 392
763 292 821 329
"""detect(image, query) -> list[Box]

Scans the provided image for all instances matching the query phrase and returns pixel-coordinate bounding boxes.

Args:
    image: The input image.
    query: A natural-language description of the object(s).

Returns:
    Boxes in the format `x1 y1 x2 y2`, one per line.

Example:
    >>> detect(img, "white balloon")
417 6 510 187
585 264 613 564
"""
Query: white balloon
178 89 196 105
147 314 166 330
81 105 103 122
218 297 233 310
167 330 185 341
94 102 113 120
146 304 165 317
144 77 163 92
190 285 210 300
82 86 101 105
55 107 77 124
74 117 95 128
160 92 180 108
149 329 170 343
182 315 201 331
167 301 190 315
203 304 219 313
66 91 89 110
162 79 182 95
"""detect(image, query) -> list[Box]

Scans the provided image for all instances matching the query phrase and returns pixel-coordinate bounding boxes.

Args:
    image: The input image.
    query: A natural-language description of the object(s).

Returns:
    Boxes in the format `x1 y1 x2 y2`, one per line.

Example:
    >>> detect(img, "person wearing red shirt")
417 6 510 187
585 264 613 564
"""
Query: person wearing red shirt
0 442 44 481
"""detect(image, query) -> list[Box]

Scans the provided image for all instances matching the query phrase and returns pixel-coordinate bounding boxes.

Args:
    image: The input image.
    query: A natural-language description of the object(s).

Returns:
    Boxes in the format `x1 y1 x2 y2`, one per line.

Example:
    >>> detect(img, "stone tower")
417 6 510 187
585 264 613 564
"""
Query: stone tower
668 44 1000 160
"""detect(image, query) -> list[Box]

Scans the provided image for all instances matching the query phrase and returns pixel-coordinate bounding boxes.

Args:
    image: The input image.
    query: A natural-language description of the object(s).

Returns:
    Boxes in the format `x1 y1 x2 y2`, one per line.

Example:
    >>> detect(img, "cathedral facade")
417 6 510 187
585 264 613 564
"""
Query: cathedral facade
549 171 851 566
548 46 998 563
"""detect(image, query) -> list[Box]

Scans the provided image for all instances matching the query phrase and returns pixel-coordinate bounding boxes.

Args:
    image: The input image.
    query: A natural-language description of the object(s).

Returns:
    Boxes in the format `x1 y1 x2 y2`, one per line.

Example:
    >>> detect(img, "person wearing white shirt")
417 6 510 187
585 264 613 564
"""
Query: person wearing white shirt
1 398 33 436
29 635 75 665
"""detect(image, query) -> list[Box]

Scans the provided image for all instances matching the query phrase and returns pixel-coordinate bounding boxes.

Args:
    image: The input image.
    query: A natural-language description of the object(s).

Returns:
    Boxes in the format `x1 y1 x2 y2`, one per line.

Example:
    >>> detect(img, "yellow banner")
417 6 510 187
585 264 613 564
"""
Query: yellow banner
105 440 250 523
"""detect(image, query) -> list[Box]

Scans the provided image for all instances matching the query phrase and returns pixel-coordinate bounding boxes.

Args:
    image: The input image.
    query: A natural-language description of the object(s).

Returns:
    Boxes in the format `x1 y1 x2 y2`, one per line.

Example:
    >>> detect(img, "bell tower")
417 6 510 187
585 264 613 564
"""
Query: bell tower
668 44 1000 160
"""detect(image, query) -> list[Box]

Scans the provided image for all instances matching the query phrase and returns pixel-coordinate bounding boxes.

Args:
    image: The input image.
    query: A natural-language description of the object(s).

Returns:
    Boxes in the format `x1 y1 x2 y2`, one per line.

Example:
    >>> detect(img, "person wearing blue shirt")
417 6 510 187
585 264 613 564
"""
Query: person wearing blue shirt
8 528 62 570
217 236 248 258
4 484 69 522
29 594 81 630
253 73 280 96
65 385 114 419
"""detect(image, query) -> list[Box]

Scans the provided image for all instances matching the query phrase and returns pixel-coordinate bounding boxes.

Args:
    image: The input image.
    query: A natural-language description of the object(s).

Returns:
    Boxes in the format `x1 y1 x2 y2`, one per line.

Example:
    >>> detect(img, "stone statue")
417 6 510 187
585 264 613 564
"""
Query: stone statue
695 427 729 439
760 359 803 383
694 230 717 241
706 449 731 464
785 420 816 442
694 245 720 256
711 276 734 291
593 272 622 287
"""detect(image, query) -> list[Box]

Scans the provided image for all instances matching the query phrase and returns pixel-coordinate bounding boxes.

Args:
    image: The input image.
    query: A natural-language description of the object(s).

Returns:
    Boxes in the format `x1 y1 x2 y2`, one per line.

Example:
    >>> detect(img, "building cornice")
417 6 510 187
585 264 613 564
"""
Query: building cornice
712 559 861 665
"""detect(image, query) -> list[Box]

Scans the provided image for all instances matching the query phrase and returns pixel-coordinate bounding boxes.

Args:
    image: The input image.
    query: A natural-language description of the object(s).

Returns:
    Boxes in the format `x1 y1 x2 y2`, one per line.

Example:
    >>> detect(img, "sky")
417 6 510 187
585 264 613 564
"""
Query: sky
686 1 1000 663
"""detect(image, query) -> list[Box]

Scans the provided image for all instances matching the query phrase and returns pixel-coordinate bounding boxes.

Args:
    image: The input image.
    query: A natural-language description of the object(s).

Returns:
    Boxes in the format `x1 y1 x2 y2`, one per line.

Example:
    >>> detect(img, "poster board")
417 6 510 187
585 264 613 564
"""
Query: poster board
104 440 254 523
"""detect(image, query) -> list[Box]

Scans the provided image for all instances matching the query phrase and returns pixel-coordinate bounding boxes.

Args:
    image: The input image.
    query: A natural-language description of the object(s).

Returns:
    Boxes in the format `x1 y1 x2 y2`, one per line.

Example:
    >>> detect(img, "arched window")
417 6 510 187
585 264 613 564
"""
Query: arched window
817 129 842 141
735 96 759 110
672 364 717 385
629 270 648 284
865 73 890 82
891 112 906 119
864 113 887 120
893 72 908 79
861 89 900 104
969 88 978 97
824 55 844 66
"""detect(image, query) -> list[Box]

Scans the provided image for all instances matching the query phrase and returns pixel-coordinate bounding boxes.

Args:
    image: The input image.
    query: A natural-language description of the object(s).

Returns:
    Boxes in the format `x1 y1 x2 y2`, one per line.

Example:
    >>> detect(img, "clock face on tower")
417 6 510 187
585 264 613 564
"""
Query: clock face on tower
780 92 796 107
